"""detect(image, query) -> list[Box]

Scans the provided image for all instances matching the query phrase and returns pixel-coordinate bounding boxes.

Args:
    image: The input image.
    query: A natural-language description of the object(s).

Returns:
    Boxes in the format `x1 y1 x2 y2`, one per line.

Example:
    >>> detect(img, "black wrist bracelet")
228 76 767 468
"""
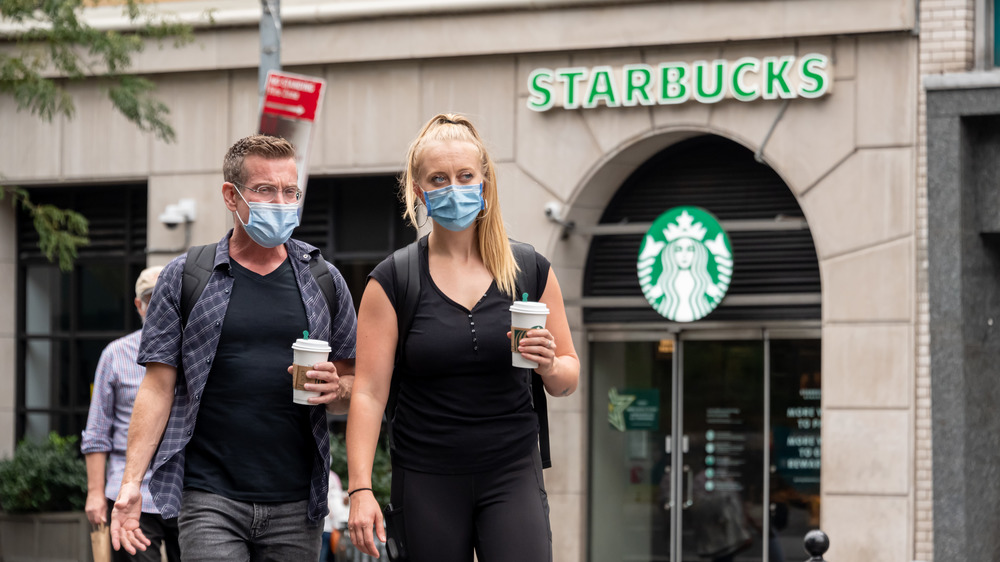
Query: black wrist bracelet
347 487 373 497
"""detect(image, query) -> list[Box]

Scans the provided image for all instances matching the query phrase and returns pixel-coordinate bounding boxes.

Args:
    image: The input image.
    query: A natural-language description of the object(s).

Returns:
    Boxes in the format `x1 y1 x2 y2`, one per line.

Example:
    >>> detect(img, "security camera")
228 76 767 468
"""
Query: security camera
544 201 563 221
158 198 197 229
159 205 185 229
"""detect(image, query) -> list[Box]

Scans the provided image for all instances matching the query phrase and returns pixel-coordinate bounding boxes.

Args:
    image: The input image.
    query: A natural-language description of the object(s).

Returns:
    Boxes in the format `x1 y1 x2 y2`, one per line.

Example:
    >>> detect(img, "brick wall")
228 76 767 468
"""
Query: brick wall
916 1 975 560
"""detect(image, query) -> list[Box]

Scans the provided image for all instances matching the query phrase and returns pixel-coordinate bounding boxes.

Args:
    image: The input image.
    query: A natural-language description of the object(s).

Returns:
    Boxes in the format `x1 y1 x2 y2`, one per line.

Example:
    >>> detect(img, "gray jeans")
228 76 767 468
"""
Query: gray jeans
178 489 322 562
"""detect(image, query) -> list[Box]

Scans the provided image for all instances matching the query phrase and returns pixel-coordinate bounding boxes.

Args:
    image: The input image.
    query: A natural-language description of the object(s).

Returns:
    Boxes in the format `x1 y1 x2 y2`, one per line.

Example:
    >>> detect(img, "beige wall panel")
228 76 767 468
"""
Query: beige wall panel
547 491 584 562
496 164 561 250
546 410 585 495
126 1 914 74
823 409 910 494
832 36 857 80
801 147 914 259
822 238 913 322
707 99 786 156
0 103 62 181
757 81 857 196
0 337 11 411
822 495 909 561
132 28 259 74
856 34 917 147
61 84 151 179
0 205 13 262
0 262 12 338
565 50 655 154
516 109 604 199
551 209 602 271
0 335 13 457
150 73 232 175
147 173 228 257
822 324 912 409
552 261 585 304
0 208 12 455
322 63 422 170
0 411 13 458
227 70 262 145
420 58 517 163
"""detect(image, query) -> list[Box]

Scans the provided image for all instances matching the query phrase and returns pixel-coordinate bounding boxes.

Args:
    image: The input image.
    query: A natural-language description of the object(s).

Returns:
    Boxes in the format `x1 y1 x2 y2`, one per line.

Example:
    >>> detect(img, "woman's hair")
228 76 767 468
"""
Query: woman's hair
400 113 519 297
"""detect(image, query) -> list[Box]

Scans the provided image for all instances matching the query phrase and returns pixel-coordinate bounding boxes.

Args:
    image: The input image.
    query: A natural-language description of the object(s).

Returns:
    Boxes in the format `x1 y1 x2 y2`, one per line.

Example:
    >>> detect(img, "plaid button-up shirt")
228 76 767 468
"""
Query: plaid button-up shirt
137 232 357 522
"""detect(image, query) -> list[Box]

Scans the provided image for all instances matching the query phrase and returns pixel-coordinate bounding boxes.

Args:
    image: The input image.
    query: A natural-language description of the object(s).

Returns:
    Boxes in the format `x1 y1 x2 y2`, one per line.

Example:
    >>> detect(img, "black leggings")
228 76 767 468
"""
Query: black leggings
390 449 552 562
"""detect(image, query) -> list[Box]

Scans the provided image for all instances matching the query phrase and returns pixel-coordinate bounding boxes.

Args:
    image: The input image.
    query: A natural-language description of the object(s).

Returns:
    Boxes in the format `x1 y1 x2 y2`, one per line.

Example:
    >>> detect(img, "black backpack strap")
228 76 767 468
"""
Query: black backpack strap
181 243 218 327
511 241 551 469
308 250 337 324
386 238 421 451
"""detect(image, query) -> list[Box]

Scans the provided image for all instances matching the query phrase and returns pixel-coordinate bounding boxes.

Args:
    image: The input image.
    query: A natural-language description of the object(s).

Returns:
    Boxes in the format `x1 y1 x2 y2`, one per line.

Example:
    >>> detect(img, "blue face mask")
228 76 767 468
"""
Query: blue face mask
235 188 300 248
423 183 486 232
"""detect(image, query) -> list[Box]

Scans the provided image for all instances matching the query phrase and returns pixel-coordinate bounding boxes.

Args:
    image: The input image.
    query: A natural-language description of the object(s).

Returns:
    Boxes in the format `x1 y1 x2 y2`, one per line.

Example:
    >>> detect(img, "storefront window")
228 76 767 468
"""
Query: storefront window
588 336 820 562
295 175 415 311
994 0 999 66
16 184 147 442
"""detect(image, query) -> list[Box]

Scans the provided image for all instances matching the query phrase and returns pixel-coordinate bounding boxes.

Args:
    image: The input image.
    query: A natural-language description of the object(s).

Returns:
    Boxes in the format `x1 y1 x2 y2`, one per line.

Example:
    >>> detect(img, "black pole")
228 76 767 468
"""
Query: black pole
803 529 830 561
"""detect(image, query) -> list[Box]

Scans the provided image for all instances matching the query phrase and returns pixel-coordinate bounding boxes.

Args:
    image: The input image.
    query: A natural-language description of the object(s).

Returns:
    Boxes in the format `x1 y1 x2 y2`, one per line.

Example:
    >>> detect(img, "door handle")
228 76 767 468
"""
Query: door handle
682 435 689 454
665 436 672 454
662 466 672 510
682 465 694 509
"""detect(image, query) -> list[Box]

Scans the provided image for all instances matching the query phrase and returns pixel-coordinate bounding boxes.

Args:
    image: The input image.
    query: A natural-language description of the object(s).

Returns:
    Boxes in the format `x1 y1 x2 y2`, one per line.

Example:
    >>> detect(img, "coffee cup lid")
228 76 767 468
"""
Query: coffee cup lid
292 338 332 352
510 301 549 314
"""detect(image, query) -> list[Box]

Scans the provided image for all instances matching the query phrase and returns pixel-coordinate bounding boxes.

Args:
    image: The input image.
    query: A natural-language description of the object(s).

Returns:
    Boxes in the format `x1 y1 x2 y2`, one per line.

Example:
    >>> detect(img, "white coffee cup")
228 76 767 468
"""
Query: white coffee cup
291 338 332 405
510 301 550 369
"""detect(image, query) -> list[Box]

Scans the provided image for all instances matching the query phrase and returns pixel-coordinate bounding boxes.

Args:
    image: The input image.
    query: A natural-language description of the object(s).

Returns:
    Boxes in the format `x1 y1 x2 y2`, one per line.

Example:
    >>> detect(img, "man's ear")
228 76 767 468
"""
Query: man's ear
223 182 239 212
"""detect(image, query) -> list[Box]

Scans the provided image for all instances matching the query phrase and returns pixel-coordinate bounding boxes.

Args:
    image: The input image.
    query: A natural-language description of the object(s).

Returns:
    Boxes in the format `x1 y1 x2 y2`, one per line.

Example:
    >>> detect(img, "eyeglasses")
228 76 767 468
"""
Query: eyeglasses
233 182 302 203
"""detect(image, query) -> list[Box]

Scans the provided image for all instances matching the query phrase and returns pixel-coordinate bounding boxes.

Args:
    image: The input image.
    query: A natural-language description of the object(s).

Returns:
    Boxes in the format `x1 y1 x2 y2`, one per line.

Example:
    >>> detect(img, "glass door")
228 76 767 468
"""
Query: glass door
679 338 764 562
590 338 675 562
588 332 821 562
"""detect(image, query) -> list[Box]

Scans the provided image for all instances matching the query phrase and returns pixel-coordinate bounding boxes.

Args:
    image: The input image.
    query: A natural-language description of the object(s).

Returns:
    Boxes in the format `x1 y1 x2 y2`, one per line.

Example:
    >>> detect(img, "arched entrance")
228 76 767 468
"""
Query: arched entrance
584 136 822 562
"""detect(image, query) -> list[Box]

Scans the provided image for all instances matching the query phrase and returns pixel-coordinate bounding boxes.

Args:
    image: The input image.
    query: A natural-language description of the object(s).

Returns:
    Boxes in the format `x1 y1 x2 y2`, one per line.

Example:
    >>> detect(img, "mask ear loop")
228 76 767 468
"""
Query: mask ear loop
231 183 252 228
416 204 429 228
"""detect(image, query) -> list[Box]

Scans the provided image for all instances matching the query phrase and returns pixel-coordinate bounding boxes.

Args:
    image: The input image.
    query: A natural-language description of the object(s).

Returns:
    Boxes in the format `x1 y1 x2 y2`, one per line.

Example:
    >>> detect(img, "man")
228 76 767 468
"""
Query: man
111 135 357 561
82 266 180 562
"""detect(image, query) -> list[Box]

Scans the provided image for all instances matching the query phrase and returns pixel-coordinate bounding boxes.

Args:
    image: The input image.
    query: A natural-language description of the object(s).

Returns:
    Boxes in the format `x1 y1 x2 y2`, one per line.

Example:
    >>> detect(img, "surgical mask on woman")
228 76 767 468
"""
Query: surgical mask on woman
423 183 485 232
234 188 300 248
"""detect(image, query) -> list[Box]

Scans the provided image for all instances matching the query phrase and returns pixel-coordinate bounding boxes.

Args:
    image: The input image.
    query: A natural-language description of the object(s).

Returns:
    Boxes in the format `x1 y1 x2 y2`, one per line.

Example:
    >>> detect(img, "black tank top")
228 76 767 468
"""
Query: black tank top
368 239 550 473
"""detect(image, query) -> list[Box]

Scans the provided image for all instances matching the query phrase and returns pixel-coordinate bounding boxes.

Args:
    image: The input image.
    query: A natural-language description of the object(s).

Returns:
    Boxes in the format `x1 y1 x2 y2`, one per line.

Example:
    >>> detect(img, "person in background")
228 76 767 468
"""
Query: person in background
320 469 349 562
111 134 358 561
82 266 180 562
346 113 580 561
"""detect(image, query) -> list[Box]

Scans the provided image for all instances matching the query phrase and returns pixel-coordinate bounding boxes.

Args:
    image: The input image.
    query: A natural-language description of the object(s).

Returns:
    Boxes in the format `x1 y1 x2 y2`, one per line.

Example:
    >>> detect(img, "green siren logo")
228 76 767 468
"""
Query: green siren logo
638 207 733 322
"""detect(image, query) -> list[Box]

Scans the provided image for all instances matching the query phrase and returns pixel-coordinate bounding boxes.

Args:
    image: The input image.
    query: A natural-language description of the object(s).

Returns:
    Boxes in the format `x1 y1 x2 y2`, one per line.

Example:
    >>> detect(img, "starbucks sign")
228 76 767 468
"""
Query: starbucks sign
637 207 733 322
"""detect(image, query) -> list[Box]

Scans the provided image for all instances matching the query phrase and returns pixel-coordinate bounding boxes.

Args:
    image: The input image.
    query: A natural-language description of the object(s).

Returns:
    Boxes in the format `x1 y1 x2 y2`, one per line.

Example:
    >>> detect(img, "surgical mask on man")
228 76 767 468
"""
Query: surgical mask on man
234 187 300 248
423 183 485 232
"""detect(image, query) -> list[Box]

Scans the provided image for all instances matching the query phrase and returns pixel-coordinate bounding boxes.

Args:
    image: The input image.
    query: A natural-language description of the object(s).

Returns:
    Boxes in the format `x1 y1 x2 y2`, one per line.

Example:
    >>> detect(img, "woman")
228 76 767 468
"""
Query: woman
345 113 580 561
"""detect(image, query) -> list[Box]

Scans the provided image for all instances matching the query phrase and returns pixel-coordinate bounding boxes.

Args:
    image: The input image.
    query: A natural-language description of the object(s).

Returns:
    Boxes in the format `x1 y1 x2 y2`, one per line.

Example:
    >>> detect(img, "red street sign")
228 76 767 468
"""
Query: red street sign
262 71 325 122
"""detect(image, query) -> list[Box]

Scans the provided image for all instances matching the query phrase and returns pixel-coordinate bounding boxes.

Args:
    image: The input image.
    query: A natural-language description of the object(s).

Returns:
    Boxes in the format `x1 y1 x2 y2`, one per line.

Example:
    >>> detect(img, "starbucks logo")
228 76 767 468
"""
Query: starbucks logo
637 207 733 322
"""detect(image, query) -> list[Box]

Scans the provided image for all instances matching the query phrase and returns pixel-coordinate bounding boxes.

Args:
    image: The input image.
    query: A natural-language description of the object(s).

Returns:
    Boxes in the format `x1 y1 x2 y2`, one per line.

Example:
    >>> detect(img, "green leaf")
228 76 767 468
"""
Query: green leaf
0 432 87 513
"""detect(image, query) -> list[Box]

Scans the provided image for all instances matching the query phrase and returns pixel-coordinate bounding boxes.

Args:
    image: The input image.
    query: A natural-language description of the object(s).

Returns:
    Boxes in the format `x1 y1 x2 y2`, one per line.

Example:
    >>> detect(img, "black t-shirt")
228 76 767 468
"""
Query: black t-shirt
184 257 314 502
369 237 550 473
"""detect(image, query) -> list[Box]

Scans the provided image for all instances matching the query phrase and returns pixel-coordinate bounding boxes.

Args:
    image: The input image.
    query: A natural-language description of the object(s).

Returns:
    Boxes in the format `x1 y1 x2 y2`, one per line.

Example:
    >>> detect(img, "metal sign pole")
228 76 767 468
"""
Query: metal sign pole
259 0 281 99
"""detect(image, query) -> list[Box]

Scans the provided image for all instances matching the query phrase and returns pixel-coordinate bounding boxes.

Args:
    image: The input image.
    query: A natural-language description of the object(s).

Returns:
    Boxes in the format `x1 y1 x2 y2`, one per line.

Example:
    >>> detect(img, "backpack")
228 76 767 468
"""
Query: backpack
180 243 337 327
387 236 551 469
